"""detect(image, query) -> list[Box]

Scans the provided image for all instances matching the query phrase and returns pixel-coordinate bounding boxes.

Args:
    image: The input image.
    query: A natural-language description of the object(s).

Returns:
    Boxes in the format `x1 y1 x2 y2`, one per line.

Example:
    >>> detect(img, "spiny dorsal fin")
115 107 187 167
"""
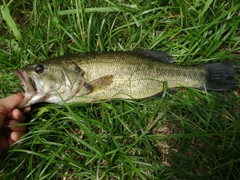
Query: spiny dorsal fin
135 50 175 64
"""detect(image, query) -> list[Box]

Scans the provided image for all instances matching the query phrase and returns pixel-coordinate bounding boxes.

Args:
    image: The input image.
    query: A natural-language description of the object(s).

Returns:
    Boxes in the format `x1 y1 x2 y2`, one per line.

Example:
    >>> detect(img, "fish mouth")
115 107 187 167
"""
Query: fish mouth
15 70 37 94
15 70 37 108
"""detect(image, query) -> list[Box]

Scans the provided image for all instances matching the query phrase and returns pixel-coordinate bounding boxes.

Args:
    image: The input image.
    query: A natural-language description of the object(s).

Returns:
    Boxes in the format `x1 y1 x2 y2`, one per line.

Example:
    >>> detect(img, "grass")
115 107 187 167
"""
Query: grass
0 0 240 179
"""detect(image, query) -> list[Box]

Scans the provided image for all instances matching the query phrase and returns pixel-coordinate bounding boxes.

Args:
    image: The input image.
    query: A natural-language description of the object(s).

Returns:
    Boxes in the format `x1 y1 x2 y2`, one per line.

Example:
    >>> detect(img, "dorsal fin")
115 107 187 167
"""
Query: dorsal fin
136 50 175 64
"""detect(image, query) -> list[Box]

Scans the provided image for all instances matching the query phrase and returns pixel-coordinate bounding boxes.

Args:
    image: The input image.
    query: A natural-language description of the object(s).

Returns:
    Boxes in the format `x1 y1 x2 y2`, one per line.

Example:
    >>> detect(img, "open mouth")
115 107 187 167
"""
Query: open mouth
15 70 36 94
15 70 27 92
15 69 39 108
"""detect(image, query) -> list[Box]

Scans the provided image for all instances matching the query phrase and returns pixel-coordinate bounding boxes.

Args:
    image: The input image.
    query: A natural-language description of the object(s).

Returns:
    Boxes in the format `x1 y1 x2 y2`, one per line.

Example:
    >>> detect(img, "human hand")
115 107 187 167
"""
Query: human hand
0 94 30 157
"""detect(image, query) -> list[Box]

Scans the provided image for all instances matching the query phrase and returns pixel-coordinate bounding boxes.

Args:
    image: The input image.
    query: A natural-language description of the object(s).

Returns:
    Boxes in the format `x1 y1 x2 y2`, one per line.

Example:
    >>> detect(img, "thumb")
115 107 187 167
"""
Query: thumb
0 94 24 117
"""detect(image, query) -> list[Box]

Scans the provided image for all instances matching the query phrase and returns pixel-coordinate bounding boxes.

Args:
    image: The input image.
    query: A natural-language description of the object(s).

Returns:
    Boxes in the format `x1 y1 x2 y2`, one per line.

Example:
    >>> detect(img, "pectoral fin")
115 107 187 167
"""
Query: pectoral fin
80 75 114 95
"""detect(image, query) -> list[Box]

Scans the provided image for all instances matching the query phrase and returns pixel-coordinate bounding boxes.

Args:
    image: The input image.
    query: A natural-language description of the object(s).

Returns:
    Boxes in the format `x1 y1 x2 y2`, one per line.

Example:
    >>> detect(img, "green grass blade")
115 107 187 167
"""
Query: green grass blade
1 4 22 42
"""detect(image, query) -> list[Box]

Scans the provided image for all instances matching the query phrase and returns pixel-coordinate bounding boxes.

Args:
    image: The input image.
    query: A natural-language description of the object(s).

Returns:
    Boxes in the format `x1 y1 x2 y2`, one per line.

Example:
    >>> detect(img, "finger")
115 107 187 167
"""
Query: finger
10 131 25 142
0 94 24 117
10 109 25 122
22 106 31 114
8 120 27 131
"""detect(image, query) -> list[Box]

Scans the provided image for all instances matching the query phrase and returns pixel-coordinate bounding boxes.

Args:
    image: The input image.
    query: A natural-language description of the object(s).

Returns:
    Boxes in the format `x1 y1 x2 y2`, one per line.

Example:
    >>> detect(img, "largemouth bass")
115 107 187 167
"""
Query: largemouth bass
15 51 238 108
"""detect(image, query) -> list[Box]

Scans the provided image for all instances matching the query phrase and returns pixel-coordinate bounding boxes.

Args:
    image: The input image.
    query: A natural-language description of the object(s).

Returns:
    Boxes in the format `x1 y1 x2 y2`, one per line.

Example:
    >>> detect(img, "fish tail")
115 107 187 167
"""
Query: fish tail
203 62 238 91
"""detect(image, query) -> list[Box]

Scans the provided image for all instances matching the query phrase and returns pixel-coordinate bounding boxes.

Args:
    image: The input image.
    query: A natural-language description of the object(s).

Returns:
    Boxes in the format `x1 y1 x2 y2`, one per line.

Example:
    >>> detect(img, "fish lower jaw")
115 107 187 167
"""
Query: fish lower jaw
18 92 47 108
19 91 72 108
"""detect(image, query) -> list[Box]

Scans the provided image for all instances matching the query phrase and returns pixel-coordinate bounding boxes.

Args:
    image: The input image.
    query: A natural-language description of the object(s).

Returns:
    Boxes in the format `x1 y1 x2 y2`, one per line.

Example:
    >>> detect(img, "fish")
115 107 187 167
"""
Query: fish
15 50 238 108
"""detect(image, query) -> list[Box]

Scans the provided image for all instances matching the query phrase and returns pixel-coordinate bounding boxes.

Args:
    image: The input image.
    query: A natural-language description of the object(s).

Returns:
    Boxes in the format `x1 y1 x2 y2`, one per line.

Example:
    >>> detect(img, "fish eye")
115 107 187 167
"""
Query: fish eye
35 64 44 74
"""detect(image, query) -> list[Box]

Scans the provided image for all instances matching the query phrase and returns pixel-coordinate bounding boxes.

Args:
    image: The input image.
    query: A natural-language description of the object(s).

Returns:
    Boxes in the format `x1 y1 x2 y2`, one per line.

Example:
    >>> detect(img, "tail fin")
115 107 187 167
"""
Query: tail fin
203 62 238 91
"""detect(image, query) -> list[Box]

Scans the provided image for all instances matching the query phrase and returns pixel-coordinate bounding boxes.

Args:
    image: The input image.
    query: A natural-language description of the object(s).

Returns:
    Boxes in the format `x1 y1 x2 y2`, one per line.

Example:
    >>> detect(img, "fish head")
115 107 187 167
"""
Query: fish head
15 60 86 108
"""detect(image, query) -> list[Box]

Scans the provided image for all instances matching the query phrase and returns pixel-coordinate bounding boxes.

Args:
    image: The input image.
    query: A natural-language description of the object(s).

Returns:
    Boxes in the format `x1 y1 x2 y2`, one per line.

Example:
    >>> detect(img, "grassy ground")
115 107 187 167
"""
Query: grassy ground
0 0 240 179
